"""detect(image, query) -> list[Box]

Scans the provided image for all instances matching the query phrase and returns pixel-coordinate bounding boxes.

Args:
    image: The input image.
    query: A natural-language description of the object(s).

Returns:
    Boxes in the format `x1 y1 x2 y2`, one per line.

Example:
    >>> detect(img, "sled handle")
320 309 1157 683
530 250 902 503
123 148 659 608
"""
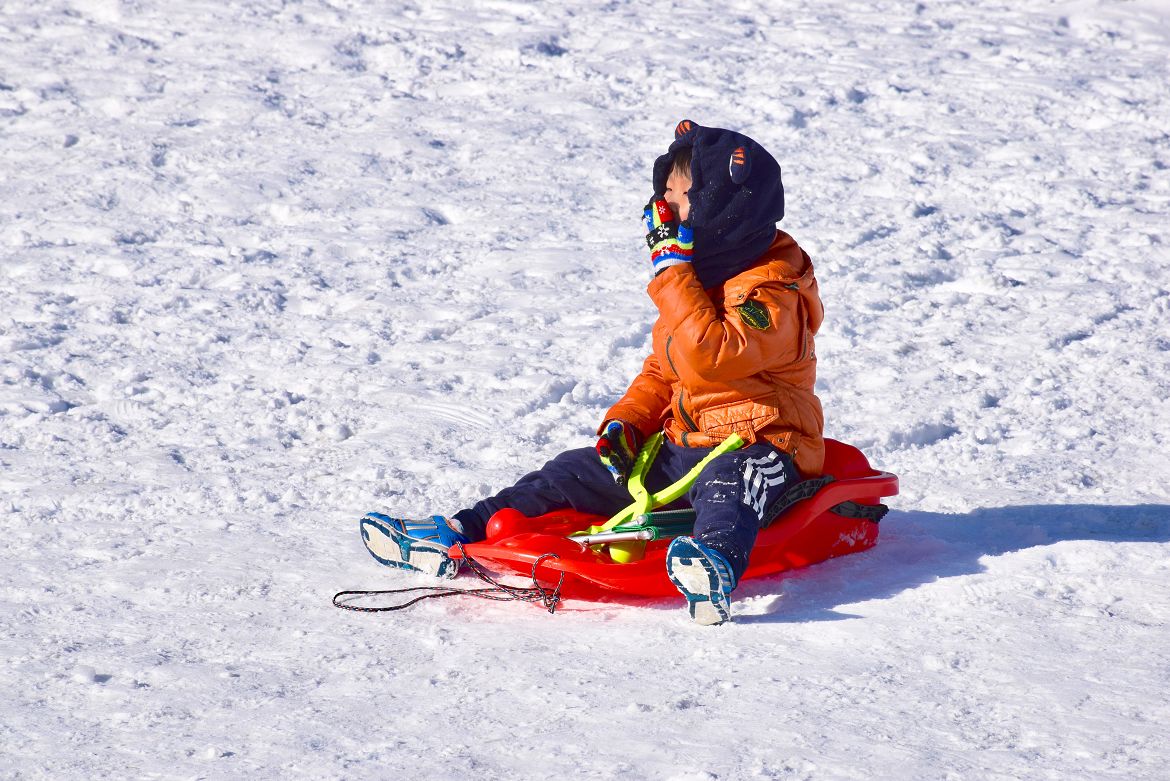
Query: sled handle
569 432 745 555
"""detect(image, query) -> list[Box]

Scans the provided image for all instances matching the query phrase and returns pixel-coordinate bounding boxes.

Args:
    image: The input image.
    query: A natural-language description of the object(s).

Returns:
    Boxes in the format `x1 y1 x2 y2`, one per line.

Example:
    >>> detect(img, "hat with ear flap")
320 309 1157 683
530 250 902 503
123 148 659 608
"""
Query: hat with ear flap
651 120 785 289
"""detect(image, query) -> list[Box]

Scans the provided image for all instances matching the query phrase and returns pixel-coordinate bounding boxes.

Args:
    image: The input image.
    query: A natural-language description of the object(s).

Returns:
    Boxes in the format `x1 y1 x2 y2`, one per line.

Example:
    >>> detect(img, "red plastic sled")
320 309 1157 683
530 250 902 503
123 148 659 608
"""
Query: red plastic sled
449 439 898 599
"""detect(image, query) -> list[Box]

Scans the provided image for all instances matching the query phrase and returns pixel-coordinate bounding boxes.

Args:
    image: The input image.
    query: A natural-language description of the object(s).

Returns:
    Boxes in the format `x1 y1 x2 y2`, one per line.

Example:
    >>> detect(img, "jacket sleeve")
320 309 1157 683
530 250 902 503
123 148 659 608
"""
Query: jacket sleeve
599 353 672 438
648 264 802 382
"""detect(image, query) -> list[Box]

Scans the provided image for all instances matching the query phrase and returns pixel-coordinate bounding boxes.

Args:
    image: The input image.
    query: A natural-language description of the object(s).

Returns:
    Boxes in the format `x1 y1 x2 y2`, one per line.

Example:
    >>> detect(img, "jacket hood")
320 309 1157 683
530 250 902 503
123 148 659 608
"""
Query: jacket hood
651 119 785 289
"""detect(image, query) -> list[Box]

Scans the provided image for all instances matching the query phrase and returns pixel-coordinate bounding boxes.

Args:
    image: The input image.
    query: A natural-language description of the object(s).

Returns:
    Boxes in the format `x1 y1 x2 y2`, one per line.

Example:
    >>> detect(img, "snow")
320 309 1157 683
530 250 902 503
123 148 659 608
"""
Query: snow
2 0 1169 778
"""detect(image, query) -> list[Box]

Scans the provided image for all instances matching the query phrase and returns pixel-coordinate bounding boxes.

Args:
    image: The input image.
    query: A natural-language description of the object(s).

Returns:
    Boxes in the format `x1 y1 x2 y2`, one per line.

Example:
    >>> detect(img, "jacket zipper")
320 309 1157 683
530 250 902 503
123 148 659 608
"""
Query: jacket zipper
677 389 700 433
666 336 700 432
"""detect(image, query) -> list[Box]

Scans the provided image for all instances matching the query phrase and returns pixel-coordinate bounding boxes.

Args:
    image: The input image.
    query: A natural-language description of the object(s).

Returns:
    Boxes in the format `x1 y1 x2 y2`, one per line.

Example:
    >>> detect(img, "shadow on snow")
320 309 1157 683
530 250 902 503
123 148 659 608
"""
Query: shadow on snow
730 503 1170 624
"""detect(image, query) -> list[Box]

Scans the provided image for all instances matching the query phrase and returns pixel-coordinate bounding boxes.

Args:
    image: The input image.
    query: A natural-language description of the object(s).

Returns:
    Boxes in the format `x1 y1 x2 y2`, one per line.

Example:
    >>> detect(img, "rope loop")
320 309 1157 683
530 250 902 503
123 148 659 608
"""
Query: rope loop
333 544 564 615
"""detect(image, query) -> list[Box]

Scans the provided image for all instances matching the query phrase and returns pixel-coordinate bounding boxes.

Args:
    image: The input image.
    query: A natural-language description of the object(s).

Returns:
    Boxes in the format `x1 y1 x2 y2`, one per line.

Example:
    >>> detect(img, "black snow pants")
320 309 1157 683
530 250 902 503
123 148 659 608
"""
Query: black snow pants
452 439 800 581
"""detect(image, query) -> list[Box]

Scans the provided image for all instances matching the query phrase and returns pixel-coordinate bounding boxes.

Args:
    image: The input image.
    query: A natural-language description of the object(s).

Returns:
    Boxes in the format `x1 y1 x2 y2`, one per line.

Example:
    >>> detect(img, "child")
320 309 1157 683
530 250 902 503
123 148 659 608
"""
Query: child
362 120 825 625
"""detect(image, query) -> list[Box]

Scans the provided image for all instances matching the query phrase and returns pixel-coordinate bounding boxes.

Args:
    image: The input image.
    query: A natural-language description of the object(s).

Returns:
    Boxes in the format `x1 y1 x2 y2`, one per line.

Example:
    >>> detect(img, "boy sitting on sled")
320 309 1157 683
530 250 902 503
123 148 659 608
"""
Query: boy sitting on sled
362 120 824 625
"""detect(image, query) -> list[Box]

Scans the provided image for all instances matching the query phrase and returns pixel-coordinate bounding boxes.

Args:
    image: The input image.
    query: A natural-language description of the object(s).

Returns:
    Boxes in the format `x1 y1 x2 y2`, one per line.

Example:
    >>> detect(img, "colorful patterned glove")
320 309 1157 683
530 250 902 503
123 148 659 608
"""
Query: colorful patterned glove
596 419 644 486
644 199 694 275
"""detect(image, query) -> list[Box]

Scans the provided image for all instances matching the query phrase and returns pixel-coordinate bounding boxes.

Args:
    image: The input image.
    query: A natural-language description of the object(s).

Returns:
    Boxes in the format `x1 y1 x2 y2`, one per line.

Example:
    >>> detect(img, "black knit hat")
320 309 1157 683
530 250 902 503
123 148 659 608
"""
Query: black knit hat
651 119 785 288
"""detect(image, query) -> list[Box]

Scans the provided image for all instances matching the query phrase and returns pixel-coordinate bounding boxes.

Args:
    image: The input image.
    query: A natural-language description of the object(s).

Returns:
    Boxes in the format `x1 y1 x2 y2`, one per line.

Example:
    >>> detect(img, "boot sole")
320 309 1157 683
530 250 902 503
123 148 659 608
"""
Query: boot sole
666 539 732 626
360 513 460 579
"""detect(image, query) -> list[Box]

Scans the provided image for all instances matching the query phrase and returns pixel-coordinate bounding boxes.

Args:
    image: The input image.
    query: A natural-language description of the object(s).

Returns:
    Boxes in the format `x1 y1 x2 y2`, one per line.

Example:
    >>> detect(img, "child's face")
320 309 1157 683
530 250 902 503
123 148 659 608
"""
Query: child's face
664 168 692 222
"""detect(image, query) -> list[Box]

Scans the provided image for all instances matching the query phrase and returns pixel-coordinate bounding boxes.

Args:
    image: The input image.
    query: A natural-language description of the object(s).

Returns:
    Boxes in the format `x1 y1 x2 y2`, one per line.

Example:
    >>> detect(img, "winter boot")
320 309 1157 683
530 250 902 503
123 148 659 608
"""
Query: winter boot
360 512 468 579
666 536 737 625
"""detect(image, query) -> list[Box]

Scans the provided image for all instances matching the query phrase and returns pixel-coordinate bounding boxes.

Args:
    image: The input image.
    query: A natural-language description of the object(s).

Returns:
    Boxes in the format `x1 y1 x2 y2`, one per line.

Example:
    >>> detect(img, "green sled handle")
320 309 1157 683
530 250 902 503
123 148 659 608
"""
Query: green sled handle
572 432 745 562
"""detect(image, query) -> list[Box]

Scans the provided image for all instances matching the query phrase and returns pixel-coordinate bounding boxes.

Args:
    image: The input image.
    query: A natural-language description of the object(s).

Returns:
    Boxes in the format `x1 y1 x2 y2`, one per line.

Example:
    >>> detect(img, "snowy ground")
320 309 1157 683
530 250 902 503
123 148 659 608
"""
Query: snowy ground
3 0 1170 778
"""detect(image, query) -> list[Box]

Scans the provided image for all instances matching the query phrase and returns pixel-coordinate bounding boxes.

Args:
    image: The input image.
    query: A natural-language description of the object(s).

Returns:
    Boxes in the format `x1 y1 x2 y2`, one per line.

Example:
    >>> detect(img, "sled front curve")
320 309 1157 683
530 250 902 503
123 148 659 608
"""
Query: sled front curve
449 439 899 599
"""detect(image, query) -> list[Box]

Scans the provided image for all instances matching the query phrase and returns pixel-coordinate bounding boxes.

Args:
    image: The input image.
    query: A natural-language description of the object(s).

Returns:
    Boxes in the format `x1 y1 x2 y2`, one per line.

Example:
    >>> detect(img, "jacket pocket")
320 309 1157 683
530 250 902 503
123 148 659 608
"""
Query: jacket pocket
795 294 813 362
800 326 813 362
697 394 781 444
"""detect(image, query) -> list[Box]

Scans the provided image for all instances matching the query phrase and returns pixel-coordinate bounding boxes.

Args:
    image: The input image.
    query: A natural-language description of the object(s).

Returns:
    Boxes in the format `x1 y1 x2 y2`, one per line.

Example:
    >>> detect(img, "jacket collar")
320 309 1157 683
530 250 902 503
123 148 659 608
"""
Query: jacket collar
716 231 813 301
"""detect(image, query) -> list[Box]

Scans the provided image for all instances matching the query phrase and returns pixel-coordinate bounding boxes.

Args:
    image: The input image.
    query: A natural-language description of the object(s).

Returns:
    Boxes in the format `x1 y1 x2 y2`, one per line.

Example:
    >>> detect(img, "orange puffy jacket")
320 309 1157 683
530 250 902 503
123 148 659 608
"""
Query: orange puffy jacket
601 230 825 477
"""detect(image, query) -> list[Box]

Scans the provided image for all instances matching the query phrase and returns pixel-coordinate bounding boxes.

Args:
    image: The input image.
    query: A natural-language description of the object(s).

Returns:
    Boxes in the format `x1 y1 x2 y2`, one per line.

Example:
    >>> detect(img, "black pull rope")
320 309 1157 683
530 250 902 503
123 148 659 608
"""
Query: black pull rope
333 543 564 614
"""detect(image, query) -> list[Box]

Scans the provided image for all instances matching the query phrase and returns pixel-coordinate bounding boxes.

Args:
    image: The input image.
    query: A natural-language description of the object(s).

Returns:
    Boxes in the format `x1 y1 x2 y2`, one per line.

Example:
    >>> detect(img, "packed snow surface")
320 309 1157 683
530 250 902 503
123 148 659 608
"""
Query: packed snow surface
3 0 1170 778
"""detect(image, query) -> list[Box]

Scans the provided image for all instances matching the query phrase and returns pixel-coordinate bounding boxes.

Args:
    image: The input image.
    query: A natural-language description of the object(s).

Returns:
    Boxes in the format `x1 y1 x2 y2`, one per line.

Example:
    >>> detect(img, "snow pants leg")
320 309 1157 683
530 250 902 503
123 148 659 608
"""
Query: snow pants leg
451 447 635 541
687 442 800 582
451 439 800 584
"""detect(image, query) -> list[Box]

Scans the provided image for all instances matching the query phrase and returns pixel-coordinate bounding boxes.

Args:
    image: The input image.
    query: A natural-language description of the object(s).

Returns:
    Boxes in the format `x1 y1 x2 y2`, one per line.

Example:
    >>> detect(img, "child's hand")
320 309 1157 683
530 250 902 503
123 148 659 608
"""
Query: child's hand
596 419 643 486
644 199 694 275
